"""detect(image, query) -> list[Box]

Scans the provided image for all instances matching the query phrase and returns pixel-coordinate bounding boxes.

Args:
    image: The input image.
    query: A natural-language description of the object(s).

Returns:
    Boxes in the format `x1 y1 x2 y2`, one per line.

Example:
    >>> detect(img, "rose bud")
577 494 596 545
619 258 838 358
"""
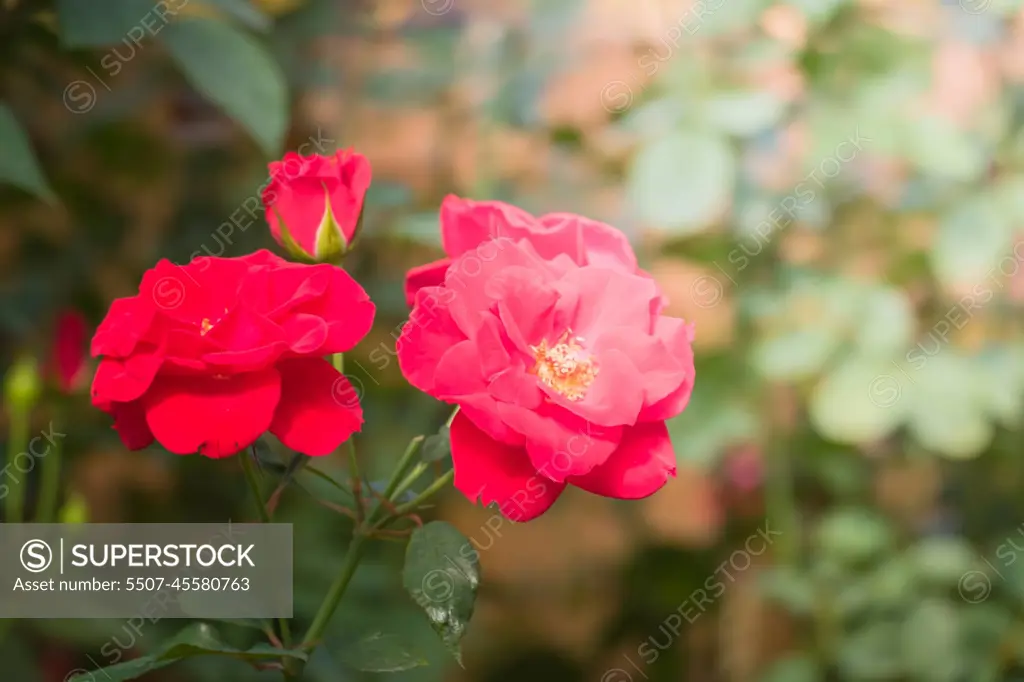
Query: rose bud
261 149 372 263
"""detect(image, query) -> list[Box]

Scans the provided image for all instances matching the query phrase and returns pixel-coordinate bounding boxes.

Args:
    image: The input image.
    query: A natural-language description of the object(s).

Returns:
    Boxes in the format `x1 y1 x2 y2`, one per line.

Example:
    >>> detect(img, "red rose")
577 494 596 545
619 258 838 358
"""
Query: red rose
398 233 694 522
48 309 88 394
403 195 644 307
90 250 375 458
262 149 371 263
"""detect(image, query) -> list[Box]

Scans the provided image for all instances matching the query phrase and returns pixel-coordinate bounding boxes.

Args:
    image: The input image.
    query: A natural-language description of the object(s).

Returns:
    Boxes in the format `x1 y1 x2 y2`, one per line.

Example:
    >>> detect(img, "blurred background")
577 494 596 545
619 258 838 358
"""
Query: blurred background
4 0 1024 680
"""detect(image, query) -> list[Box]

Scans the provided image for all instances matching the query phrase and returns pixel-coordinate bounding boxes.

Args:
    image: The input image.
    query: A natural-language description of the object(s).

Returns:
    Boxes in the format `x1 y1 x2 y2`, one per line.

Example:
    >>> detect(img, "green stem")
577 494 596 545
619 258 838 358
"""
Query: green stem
5 408 29 524
390 462 429 503
35 406 63 524
239 453 294 653
299 531 367 651
764 392 799 566
387 469 454 520
295 407 460 672
380 436 424 501
331 353 362 513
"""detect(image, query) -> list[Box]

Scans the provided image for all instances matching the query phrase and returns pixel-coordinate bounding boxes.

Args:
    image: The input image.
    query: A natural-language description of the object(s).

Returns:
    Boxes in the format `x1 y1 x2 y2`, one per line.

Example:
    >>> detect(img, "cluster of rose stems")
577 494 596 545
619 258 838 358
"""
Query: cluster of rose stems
4 404 63 526
240 352 456 679
0 399 64 643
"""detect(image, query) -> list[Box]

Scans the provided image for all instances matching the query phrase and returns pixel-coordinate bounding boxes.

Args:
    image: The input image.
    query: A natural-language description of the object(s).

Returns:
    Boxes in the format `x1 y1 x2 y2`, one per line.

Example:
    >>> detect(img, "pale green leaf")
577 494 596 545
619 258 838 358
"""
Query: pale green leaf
627 131 734 234
809 355 906 444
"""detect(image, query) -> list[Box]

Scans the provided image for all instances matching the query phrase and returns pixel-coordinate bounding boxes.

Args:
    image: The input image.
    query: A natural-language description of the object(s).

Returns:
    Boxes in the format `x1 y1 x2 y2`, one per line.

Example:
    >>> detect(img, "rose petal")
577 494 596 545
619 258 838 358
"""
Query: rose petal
440 196 539 257
639 317 696 422
556 267 660 340
397 286 467 394
111 401 155 450
538 213 638 272
91 296 155 359
138 257 248 328
294 265 375 353
568 421 676 499
91 342 164 406
450 411 564 522
270 358 363 456
404 258 450 308
143 368 281 458
495 402 621 481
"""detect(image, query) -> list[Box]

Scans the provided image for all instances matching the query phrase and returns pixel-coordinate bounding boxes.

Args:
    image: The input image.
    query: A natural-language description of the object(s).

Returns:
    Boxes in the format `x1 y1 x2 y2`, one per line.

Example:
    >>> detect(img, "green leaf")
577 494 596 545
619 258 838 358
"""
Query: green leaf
66 623 307 682
702 90 786 137
160 17 288 157
751 328 840 381
403 521 480 665
903 115 987 182
930 196 1012 289
809 355 906 444
786 0 848 26
908 538 978 587
758 654 821 682
0 105 56 202
837 622 904 680
668 397 759 469
759 566 816 615
201 0 272 31
905 353 994 459
56 0 155 47
902 599 962 682
865 557 917 609
855 286 914 355
627 130 735 234
814 508 893 565
421 426 451 462
338 632 430 672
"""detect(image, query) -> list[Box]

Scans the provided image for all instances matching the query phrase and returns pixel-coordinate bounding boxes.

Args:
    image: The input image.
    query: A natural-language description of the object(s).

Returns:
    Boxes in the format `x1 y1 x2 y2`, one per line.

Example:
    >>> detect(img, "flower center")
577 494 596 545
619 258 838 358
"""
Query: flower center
530 330 598 401
199 308 229 337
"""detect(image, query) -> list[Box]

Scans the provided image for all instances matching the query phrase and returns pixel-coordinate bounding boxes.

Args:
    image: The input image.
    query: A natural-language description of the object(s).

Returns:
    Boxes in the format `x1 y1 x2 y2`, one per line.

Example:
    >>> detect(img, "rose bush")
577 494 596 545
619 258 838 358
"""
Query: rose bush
90 250 374 458
262 149 371 263
398 219 695 522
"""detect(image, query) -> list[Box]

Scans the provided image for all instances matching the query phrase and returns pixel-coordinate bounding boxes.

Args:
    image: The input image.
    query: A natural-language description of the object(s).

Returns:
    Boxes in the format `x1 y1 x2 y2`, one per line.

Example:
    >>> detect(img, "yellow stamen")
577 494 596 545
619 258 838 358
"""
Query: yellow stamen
530 330 598 401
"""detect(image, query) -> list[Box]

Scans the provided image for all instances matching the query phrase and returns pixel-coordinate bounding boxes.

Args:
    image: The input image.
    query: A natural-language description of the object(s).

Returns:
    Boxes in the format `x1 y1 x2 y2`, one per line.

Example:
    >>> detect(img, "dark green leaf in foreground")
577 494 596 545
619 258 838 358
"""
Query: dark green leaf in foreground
201 0 273 31
338 632 430 672
0 105 56 202
56 0 154 47
160 17 288 157
402 521 480 665
65 622 307 682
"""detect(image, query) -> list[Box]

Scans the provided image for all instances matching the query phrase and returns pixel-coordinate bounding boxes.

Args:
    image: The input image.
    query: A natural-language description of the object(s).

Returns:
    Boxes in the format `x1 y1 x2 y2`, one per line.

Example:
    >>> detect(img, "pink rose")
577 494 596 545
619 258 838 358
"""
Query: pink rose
398 233 694 522
404 195 645 307
262 149 371 263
